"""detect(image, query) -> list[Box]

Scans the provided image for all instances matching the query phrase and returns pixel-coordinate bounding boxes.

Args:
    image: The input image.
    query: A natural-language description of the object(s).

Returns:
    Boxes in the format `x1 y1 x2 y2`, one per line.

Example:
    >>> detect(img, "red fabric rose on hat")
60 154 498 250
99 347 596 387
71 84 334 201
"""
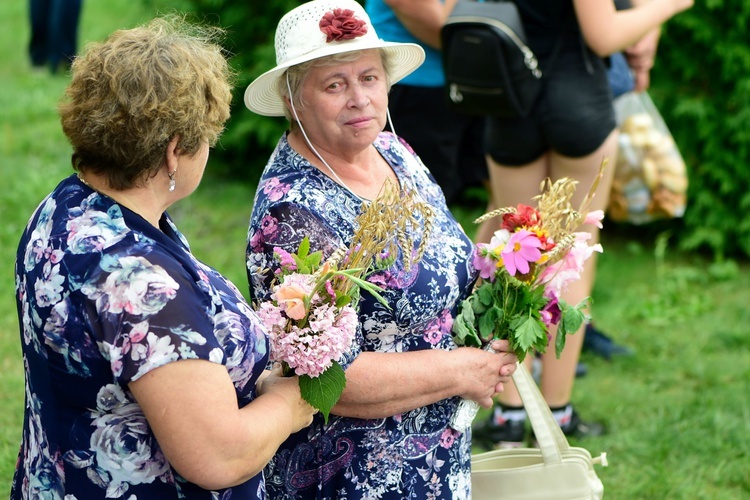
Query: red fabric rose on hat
319 8 368 43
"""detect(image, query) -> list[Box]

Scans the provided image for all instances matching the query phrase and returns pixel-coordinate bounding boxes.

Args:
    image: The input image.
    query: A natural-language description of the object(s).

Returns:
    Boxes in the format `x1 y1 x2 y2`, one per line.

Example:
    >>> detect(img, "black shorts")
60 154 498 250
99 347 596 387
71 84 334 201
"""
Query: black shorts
485 48 616 166
387 84 488 203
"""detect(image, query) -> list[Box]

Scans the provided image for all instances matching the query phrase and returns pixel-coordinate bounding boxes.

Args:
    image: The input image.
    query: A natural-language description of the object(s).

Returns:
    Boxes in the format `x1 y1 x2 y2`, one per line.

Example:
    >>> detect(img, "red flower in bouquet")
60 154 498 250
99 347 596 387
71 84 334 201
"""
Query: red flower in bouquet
453 169 607 362
501 203 541 231
449 165 608 431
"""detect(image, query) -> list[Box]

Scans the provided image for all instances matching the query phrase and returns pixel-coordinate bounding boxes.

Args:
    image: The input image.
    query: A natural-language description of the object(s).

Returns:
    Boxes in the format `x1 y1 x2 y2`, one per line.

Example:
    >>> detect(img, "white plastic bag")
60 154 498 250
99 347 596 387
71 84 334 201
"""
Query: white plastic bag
608 91 688 224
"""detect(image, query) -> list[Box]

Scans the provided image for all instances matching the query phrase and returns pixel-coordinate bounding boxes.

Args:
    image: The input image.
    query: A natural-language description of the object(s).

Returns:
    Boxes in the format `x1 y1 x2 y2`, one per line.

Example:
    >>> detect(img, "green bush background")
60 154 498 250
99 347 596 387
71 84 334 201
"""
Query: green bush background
650 0 750 259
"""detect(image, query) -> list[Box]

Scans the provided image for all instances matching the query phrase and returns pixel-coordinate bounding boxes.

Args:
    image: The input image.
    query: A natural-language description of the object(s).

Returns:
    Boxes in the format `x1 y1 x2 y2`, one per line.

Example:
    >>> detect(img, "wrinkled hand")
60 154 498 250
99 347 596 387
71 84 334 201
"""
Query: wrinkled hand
257 365 317 432
456 340 518 408
488 339 519 378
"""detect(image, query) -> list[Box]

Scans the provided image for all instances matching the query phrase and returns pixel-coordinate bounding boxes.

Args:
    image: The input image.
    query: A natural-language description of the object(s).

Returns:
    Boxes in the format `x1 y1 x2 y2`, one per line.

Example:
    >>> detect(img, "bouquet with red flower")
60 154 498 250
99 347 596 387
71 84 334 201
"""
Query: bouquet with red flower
450 171 606 430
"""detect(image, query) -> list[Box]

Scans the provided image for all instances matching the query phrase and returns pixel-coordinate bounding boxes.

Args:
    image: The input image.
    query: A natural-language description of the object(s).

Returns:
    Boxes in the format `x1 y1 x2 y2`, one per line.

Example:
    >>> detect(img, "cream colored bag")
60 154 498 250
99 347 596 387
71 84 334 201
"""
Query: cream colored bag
471 363 609 499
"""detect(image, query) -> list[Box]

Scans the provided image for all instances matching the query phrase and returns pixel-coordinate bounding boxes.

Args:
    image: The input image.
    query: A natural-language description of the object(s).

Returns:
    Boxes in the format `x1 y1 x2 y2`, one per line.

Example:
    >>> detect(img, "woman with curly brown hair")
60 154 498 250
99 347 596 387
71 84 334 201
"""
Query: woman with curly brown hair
12 15 315 499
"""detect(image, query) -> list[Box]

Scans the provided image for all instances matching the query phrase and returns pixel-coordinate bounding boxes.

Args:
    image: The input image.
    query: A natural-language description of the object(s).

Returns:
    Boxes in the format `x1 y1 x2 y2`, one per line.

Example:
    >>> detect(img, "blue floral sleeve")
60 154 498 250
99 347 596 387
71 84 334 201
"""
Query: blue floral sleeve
13 175 268 498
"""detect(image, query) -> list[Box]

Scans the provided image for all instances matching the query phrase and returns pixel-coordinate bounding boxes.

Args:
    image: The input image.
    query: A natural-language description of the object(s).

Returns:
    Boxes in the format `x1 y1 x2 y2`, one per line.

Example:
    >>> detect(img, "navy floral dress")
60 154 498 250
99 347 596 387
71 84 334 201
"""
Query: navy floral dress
246 132 478 499
12 175 270 499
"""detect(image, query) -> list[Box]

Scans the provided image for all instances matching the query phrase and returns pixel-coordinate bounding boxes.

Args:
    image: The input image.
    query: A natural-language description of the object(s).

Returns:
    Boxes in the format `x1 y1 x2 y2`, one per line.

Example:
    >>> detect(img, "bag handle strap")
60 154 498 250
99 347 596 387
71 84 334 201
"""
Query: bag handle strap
465 0 568 75
511 361 570 464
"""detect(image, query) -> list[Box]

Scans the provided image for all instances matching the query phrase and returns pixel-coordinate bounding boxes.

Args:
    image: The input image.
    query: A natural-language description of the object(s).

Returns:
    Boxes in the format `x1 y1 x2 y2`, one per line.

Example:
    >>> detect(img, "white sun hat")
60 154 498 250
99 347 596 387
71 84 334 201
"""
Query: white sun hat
244 0 425 117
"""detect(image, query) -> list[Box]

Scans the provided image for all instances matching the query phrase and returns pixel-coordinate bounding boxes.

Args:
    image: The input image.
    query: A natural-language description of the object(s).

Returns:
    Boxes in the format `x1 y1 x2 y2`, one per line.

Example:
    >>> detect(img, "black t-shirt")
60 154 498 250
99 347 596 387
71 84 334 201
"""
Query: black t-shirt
511 0 581 60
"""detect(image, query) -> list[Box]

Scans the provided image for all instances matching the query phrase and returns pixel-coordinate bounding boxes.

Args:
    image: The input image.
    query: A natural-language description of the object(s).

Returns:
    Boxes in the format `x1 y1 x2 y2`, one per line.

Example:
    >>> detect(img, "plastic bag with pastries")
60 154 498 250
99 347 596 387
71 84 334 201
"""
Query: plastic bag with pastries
608 91 688 224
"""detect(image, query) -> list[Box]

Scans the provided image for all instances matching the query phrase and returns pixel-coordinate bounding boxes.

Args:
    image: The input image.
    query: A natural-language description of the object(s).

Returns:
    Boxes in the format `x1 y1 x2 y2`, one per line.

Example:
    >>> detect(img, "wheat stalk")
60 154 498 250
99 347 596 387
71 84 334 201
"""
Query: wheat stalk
333 179 435 296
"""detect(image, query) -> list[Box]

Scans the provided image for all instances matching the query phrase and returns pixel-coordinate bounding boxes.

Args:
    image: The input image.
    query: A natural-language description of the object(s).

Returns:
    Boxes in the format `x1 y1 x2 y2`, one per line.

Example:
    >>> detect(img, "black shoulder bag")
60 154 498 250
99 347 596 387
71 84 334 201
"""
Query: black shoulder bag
441 0 565 118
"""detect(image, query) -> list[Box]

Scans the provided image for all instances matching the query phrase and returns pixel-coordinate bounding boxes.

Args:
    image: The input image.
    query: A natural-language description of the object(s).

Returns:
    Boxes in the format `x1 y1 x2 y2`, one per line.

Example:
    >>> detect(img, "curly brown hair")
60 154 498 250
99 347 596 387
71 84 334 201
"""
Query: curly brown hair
60 15 235 190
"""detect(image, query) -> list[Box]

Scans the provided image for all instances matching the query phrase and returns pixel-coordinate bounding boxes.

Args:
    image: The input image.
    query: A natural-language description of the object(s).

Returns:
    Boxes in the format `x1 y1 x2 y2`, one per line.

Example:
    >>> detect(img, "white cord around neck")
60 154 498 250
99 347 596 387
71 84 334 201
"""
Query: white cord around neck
286 73 406 202
287 73 363 200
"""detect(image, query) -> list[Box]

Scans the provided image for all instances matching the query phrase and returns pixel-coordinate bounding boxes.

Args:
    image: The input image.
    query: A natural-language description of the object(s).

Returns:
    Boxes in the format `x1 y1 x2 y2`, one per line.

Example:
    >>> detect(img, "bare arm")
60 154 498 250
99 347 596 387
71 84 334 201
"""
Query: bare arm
129 361 315 490
622 0 663 91
573 0 692 57
383 0 458 49
332 339 517 418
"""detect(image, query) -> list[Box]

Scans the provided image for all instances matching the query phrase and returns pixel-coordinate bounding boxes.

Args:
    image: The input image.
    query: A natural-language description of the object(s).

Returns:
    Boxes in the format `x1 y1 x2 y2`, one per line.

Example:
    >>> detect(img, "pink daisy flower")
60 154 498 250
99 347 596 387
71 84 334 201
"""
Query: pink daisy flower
501 229 542 276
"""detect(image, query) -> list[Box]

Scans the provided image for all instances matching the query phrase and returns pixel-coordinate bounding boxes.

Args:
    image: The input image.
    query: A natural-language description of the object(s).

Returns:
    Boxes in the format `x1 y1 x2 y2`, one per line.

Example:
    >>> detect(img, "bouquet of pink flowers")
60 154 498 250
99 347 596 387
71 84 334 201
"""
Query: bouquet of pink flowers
256 237 388 422
450 172 606 430
256 183 434 422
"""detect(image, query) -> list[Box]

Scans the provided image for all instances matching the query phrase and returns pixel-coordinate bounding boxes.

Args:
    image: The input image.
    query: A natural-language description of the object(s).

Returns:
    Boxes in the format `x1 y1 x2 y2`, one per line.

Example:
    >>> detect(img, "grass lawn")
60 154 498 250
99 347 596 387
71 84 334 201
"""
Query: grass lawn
1 1 749 498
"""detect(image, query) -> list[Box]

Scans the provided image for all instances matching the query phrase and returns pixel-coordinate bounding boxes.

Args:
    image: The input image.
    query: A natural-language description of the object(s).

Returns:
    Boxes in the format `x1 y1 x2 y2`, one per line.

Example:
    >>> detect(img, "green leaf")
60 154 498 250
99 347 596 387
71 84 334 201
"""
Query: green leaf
555 328 567 359
511 315 546 355
559 299 589 337
336 273 389 309
335 294 351 308
298 236 310 258
477 283 494 307
305 250 322 269
470 293 489 315
555 298 591 358
452 310 481 347
458 298 476 326
293 254 310 274
298 362 346 424
291 237 323 275
453 299 482 346
478 306 502 339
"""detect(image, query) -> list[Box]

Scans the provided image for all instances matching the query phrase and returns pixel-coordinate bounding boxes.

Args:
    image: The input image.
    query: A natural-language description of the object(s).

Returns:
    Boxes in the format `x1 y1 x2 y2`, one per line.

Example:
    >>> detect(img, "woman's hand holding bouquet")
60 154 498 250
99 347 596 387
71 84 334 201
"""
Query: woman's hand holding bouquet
450 169 606 430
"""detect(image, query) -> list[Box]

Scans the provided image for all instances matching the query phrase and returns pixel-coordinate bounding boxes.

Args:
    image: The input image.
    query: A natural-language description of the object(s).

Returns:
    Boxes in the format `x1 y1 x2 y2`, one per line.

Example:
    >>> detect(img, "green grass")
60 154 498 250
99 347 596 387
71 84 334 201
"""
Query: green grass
1 1 749 498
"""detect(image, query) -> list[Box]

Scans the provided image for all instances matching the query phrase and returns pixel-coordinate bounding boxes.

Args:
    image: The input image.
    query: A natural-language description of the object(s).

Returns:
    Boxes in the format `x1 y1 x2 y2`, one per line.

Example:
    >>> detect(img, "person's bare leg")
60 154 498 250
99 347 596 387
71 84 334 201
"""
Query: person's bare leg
474 154 550 246
540 129 618 406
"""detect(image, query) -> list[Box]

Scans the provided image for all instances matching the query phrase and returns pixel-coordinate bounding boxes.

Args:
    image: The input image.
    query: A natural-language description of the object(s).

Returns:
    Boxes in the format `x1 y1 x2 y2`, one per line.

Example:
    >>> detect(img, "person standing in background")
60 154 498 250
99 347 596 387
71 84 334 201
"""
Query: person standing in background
583 0 662 359
364 0 488 206
474 0 694 449
28 0 83 73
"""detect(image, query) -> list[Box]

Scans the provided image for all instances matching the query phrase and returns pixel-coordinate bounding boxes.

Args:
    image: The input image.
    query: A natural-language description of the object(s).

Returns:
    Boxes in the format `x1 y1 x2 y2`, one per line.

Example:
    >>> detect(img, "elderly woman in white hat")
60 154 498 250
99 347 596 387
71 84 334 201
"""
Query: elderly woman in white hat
245 1 518 497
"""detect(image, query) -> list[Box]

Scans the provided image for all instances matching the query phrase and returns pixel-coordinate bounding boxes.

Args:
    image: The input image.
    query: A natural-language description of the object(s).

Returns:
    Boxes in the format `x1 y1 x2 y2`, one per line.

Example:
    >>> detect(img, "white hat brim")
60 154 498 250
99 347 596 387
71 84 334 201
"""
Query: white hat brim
244 41 425 117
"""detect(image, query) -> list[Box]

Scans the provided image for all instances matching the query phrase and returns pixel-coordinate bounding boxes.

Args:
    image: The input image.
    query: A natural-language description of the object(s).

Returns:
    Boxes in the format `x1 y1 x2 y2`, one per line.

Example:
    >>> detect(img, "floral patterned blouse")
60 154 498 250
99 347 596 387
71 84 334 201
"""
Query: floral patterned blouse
12 175 270 499
246 132 478 499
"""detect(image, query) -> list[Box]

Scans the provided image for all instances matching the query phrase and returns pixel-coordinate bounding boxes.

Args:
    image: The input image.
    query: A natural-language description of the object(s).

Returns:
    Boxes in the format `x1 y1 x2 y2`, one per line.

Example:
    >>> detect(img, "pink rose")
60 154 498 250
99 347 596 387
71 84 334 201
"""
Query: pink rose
275 283 309 320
